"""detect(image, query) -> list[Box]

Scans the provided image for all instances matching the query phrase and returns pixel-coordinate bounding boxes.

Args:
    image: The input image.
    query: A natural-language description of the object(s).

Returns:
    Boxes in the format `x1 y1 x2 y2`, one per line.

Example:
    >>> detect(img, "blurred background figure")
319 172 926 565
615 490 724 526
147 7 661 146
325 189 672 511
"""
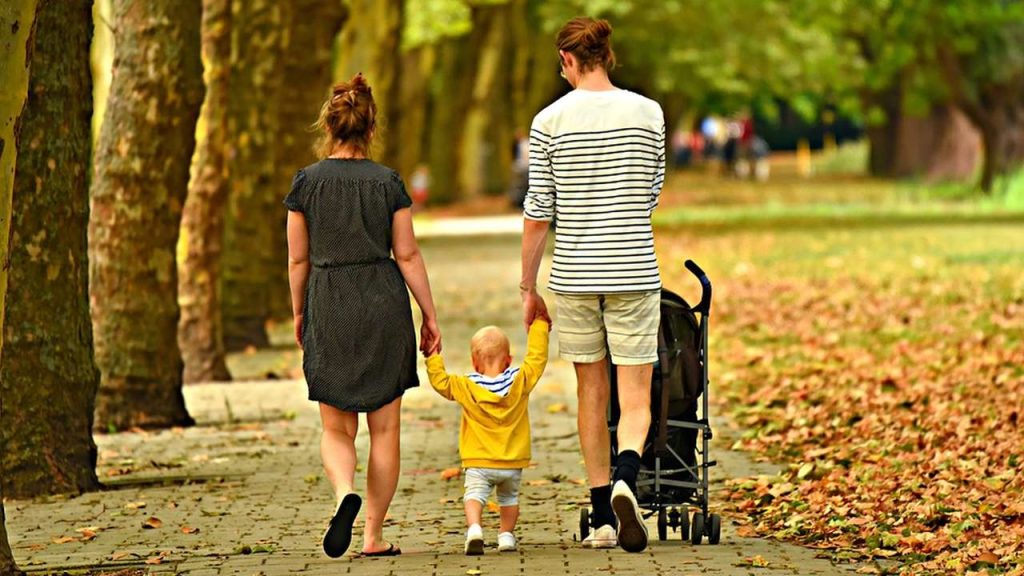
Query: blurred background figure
509 129 530 208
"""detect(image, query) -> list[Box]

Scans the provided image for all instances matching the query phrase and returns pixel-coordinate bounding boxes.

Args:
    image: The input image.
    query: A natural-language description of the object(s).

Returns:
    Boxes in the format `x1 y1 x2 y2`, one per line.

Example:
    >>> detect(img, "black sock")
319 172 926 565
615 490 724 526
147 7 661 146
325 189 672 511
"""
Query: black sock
614 450 642 493
590 485 616 528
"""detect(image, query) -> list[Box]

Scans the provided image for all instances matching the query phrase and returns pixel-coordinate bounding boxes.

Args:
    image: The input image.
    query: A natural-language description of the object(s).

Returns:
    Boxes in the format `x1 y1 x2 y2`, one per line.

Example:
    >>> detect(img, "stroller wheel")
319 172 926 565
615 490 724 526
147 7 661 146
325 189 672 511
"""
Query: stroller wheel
657 508 667 541
709 513 721 545
678 507 690 541
690 512 705 545
579 507 591 540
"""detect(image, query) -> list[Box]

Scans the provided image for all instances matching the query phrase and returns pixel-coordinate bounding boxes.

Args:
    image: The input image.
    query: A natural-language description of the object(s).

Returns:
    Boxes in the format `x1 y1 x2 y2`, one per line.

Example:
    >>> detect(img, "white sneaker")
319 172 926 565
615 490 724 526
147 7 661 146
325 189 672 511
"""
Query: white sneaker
497 532 517 552
582 524 617 548
611 480 648 553
465 524 484 556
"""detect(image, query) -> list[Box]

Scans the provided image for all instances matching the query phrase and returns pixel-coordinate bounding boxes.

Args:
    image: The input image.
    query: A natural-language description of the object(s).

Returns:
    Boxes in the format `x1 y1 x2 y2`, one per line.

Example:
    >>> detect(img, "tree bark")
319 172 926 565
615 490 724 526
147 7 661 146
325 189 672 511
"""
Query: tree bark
937 44 1024 192
221 0 286 350
178 0 232 383
0 2 39 572
264 0 347 321
460 2 513 198
90 0 203 430
427 6 496 204
1 0 100 499
334 0 403 168
395 45 434 179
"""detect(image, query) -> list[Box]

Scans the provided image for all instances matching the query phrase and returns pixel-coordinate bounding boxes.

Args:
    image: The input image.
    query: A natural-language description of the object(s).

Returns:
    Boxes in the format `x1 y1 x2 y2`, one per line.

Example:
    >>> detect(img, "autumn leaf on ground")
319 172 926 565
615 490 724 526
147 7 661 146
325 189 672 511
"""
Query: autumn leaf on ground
144 556 164 565
181 526 200 534
51 536 76 544
545 403 567 414
141 517 162 529
741 555 770 568
487 501 500 513
75 526 99 541
440 467 462 481
124 501 146 509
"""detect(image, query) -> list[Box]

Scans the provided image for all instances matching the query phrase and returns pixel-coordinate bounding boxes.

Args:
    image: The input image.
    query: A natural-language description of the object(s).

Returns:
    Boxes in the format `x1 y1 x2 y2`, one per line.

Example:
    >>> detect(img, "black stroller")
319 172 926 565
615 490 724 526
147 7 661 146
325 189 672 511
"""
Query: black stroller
580 260 721 545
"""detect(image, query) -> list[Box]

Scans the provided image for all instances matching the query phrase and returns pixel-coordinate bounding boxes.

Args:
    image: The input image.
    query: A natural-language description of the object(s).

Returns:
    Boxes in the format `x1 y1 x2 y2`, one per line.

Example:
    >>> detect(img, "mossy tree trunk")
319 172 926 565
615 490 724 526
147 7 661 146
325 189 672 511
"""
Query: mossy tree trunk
334 0 403 168
221 0 286 350
427 6 496 204
459 2 513 198
1 0 100 499
90 0 204 430
0 2 39 572
265 0 347 321
178 0 232 383
395 45 434 179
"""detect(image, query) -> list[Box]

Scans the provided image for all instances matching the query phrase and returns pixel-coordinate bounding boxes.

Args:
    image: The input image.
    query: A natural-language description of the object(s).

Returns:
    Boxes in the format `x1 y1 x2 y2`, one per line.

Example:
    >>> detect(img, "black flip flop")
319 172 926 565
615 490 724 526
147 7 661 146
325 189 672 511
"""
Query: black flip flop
323 493 361 558
359 543 402 557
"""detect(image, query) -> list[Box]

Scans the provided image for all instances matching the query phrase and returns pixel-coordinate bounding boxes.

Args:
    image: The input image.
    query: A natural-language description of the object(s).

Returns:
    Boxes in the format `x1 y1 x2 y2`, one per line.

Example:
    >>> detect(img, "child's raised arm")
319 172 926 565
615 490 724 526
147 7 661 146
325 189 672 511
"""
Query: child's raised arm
425 353 469 403
520 319 550 393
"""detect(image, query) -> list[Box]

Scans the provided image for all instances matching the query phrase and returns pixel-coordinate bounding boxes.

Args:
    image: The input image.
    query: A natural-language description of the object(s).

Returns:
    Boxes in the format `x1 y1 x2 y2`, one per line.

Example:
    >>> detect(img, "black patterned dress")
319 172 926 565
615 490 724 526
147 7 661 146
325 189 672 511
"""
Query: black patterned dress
284 159 418 412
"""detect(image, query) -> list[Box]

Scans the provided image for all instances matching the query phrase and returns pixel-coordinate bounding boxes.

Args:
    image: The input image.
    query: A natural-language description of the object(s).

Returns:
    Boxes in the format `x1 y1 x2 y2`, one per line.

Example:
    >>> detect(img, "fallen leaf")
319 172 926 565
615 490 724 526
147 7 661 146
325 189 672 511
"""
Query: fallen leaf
440 467 462 481
51 536 76 544
181 526 200 534
141 517 162 529
546 403 567 414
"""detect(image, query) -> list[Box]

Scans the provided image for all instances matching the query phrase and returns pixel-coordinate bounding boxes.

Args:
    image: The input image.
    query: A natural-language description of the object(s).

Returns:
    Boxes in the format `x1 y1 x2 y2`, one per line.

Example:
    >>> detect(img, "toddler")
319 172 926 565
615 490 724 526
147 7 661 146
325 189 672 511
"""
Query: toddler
425 319 549 555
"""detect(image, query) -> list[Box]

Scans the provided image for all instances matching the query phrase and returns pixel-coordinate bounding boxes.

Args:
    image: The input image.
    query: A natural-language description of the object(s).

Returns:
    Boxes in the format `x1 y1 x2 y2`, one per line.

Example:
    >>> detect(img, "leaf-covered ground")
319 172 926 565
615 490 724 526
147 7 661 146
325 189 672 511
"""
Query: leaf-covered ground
657 212 1024 575
231 166 1024 574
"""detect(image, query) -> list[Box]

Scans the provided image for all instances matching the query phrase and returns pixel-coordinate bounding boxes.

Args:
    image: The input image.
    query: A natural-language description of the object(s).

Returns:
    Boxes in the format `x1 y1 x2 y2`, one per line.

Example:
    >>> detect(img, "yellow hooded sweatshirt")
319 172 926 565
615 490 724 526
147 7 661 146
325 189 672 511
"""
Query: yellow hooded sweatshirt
425 320 549 469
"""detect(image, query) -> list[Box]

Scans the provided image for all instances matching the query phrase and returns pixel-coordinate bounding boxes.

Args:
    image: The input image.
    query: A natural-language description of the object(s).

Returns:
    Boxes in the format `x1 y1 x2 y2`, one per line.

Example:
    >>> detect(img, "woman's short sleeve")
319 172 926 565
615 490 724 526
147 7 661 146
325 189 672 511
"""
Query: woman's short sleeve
390 172 413 212
283 169 306 212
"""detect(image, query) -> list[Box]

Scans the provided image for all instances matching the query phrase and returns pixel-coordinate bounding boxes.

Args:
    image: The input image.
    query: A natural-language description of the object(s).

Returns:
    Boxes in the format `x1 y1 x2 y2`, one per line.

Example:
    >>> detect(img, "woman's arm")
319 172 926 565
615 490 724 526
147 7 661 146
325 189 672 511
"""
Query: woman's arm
287 211 310 348
520 218 551 330
392 207 442 355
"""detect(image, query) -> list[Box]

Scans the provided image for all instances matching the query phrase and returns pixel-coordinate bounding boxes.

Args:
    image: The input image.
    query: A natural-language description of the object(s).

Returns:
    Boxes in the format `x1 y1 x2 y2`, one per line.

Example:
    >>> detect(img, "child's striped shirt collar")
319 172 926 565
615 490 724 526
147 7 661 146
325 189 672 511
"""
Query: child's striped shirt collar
467 367 520 398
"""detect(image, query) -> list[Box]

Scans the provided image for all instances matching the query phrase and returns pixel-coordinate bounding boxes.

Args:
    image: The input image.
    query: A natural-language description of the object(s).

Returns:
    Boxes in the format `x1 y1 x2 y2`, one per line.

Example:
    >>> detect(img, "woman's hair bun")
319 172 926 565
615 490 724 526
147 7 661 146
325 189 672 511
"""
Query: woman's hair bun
556 17 616 72
314 73 378 158
587 19 612 40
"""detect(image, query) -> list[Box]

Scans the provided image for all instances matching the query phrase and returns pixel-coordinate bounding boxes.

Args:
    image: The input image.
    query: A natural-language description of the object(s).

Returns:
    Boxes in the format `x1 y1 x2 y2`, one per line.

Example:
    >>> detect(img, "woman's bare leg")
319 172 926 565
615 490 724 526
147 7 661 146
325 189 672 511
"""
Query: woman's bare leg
319 403 358 504
362 395 402 552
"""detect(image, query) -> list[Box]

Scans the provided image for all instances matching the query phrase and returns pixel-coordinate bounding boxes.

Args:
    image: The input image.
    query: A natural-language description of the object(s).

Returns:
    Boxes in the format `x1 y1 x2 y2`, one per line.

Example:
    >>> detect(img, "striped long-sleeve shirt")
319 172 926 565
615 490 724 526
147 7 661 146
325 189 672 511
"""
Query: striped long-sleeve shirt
524 89 666 294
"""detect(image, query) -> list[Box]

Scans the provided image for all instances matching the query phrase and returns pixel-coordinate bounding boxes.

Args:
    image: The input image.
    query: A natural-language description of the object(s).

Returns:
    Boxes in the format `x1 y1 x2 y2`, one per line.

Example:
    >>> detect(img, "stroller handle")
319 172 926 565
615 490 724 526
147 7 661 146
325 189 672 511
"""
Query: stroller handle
684 259 712 316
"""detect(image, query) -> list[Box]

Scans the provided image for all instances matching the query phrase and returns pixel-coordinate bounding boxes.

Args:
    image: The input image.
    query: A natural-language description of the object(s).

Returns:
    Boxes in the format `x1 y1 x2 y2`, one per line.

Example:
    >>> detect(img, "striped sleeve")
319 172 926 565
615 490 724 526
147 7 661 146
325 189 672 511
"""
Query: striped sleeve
523 118 555 222
651 120 666 210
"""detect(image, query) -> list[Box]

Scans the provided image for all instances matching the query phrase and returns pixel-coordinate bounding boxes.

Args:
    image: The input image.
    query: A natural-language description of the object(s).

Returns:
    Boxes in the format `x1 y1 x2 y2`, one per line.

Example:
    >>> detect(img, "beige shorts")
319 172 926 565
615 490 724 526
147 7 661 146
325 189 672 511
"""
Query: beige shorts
555 291 660 365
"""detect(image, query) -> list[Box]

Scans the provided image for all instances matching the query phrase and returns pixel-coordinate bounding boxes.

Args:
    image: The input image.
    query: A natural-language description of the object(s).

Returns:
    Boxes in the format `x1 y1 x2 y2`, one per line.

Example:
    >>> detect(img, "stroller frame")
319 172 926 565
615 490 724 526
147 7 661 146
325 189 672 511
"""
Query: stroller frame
580 260 721 545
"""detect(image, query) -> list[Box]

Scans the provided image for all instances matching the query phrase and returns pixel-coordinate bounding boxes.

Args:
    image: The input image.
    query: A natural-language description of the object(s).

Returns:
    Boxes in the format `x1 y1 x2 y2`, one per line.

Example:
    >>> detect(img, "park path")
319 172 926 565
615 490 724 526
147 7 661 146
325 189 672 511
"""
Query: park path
6 222 863 575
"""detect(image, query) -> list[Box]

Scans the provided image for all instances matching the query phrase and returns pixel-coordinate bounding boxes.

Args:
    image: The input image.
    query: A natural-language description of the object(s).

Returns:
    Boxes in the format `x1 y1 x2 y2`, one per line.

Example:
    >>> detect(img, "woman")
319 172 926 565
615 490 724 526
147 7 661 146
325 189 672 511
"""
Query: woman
519 17 666 553
285 74 441 558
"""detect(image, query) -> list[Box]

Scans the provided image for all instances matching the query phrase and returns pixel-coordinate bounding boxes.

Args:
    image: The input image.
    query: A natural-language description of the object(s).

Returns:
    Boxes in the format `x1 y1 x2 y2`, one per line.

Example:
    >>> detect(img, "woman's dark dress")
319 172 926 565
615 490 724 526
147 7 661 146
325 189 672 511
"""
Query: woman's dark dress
284 159 418 412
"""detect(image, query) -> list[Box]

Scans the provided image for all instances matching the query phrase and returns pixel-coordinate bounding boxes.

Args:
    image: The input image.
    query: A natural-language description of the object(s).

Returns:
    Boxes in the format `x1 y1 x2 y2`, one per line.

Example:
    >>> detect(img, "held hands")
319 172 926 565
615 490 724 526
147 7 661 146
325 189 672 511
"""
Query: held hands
420 316 442 357
521 289 552 331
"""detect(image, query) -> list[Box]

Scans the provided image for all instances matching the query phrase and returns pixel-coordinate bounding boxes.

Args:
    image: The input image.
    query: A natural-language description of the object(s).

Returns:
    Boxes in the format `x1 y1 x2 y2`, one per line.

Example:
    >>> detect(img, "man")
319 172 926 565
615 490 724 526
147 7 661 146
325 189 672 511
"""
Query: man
519 17 666 554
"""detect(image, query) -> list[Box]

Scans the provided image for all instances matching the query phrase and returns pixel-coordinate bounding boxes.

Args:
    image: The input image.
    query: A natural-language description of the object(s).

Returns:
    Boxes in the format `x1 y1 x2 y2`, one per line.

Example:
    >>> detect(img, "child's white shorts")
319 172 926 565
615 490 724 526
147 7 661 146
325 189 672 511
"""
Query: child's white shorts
463 467 523 506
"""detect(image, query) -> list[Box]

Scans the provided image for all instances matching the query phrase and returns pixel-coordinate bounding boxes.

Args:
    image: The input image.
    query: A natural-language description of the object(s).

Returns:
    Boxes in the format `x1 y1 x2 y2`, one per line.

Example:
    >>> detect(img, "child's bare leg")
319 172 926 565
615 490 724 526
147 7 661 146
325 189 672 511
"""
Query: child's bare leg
465 499 484 528
499 505 519 533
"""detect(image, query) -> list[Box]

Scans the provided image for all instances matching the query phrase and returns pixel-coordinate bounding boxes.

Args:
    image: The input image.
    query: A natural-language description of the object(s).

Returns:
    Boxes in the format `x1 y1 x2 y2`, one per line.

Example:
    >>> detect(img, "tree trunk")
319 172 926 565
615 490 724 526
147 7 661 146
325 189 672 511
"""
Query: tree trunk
334 0 403 168
1 0 100 499
460 2 514 198
90 0 204 430
264 0 347 322
0 2 39 572
427 6 496 204
862 82 902 177
221 0 286 350
937 45 1024 193
178 0 232 383
976 109 1024 193
395 45 434 179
